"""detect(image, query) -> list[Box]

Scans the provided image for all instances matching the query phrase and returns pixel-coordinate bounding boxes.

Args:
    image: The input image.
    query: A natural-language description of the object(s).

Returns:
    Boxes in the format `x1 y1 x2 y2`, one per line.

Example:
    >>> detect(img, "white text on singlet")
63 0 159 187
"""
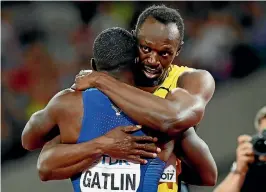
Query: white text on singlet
80 155 140 192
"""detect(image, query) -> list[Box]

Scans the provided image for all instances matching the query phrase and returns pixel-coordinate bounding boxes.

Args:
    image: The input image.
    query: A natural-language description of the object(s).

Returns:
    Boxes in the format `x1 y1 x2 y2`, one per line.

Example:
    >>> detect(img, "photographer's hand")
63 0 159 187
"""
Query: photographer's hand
214 135 254 192
235 135 255 175
259 156 266 161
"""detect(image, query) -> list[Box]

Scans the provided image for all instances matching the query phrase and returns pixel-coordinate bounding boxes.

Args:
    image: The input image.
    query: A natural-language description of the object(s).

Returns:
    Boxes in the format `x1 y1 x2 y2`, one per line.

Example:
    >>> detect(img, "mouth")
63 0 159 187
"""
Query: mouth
142 65 162 79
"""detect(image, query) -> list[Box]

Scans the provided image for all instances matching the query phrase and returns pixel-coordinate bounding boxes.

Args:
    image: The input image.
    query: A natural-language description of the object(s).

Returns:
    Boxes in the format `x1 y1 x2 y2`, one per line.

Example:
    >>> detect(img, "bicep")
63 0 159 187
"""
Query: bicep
21 90 68 150
22 108 58 150
177 69 215 104
164 70 215 128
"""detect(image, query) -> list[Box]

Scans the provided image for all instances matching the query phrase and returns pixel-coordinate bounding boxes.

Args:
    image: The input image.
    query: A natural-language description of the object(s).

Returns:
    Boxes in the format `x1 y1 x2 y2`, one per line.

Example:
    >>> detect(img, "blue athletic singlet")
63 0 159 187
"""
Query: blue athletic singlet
71 88 166 192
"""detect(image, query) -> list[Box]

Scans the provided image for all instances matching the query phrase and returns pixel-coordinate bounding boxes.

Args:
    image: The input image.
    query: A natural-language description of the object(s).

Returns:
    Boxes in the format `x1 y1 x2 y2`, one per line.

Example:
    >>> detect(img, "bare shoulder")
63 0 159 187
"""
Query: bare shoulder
178 69 215 87
47 88 83 114
176 69 215 103
54 88 82 102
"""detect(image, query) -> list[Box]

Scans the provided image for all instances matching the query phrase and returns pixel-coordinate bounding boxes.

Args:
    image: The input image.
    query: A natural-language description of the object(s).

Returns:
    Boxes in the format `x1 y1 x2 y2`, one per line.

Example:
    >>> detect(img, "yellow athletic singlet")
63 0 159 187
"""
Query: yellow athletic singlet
153 65 193 192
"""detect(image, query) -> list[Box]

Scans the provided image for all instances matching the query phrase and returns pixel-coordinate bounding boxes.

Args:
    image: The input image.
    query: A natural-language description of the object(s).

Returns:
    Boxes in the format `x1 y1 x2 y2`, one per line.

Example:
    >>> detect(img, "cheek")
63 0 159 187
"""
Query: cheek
160 56 175 68
169 55 176 62
260 119 266 129
138 49 146 60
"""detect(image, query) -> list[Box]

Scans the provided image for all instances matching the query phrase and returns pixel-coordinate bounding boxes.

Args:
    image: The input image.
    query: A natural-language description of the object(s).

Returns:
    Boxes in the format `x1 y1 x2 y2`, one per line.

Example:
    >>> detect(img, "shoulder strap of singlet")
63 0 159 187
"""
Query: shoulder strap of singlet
157 65 194 92
78 88 109 144
155 65 180 95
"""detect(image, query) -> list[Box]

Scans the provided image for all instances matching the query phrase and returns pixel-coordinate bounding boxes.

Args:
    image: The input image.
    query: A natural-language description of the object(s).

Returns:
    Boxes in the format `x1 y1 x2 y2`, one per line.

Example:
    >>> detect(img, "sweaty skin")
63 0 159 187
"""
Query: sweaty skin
72 17 217 185
23 17 217 185
26 88 176 181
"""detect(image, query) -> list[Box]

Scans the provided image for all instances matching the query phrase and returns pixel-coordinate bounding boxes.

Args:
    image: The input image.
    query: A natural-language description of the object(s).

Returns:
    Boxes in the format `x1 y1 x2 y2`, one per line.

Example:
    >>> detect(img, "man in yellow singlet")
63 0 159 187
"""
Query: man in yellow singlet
71 5 217 192
29 4 218 192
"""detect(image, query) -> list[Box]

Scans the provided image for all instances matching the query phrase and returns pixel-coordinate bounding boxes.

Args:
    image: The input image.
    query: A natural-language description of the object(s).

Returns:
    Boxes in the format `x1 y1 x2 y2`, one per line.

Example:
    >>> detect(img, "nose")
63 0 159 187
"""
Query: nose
147 52 160 66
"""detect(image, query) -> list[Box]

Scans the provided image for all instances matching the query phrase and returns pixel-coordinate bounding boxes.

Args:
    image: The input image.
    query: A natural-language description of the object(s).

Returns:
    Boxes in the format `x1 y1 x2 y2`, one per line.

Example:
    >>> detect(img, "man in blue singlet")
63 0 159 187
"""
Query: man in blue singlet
22 27 173 192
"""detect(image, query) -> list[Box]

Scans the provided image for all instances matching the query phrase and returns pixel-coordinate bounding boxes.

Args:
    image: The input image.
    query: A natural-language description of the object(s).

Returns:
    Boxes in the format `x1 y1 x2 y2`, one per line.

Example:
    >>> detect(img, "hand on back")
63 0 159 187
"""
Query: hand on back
101 125 161 164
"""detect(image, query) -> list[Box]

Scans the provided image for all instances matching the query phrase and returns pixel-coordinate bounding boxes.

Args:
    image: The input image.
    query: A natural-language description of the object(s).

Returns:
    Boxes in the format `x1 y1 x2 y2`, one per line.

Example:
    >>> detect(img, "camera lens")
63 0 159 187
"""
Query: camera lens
253 138 266 154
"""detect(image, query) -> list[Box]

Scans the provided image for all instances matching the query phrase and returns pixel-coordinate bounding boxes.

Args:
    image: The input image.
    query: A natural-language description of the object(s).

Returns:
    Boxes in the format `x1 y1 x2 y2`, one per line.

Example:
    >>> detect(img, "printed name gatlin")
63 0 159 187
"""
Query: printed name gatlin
83 171 136 190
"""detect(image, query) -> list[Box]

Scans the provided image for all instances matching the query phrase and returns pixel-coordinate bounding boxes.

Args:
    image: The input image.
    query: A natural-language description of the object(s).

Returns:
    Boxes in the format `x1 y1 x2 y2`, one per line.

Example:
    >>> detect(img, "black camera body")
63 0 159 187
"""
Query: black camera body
251 130 266 156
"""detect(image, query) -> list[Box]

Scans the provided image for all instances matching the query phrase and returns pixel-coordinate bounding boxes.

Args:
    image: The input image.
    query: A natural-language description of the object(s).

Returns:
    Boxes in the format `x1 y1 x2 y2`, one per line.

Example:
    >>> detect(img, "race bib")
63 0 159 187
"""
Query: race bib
159 154 176 183
80 155 140 192
159 164 176 182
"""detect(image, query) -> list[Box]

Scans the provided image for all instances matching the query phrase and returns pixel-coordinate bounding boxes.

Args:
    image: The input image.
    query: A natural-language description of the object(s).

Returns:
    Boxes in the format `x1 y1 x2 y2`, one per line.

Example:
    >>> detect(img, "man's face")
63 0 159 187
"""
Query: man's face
135 17 182 86
259 117 266 132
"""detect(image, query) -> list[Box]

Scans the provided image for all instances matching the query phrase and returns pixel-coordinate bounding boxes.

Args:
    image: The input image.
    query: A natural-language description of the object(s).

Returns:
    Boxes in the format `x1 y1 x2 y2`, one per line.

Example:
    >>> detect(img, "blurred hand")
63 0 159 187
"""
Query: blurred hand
71 70 105 90
259 155 266 161
236 135 255 174
101 125 161 164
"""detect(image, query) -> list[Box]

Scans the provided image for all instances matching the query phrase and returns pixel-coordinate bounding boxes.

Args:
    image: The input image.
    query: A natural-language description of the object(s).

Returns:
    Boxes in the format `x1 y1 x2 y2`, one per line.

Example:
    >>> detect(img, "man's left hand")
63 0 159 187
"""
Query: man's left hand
71 70 104 90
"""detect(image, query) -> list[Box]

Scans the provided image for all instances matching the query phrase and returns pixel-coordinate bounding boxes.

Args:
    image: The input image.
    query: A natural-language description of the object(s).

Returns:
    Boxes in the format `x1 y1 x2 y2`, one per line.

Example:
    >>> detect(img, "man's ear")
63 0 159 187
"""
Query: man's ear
135 57 139 64
91 58 97 71
175 41 184 57
131 30 136 37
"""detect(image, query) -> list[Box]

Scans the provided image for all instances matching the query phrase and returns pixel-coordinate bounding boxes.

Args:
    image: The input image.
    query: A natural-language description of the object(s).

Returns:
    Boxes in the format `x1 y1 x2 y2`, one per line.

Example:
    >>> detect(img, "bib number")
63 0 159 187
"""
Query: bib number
159 164 176 183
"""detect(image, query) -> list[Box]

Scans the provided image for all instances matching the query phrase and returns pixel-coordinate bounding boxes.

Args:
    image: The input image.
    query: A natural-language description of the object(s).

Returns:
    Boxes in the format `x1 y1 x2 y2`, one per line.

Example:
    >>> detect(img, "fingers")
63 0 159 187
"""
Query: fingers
71 70 93 90
239 155 255 164
131 149 158 158
135 143 161 153
238 147 254 157
71 83 76 90
133 135 157 143
237 142 254 157
122 125 142 133
259 156 266 162
238 135 252 144
127 155 147 164
78 70 92 77
238 142 253 153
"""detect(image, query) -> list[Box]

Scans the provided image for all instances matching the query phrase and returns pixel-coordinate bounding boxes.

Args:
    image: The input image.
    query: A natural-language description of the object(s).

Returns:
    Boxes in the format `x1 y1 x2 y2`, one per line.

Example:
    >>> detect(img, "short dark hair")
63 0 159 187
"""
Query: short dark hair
93 27 137 72
135 5 184 41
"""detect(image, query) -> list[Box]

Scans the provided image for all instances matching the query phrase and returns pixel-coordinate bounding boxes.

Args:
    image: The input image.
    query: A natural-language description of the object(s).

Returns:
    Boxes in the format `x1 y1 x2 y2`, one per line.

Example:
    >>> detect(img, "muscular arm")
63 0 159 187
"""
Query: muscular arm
37 135 105 181
37 126 159 181
91 69 215 136
22 94 60 151
176 128 217 186
21 89 74 151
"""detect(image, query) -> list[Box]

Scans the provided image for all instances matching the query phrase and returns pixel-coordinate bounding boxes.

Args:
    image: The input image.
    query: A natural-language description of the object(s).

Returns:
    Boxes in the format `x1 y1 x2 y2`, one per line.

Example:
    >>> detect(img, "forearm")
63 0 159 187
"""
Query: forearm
95 75 185 133
214 172 246 192
176 128 217 186
179 162 204 185
38 136 107 181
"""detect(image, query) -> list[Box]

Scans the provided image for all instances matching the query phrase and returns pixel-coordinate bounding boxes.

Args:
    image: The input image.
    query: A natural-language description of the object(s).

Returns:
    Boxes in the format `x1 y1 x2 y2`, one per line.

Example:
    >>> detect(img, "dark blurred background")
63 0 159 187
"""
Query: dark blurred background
1 1 266 192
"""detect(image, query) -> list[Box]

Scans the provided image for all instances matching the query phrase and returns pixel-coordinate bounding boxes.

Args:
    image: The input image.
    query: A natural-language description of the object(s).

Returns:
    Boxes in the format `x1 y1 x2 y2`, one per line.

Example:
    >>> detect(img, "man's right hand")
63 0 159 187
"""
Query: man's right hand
236 135 255 174
100 125 161 164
